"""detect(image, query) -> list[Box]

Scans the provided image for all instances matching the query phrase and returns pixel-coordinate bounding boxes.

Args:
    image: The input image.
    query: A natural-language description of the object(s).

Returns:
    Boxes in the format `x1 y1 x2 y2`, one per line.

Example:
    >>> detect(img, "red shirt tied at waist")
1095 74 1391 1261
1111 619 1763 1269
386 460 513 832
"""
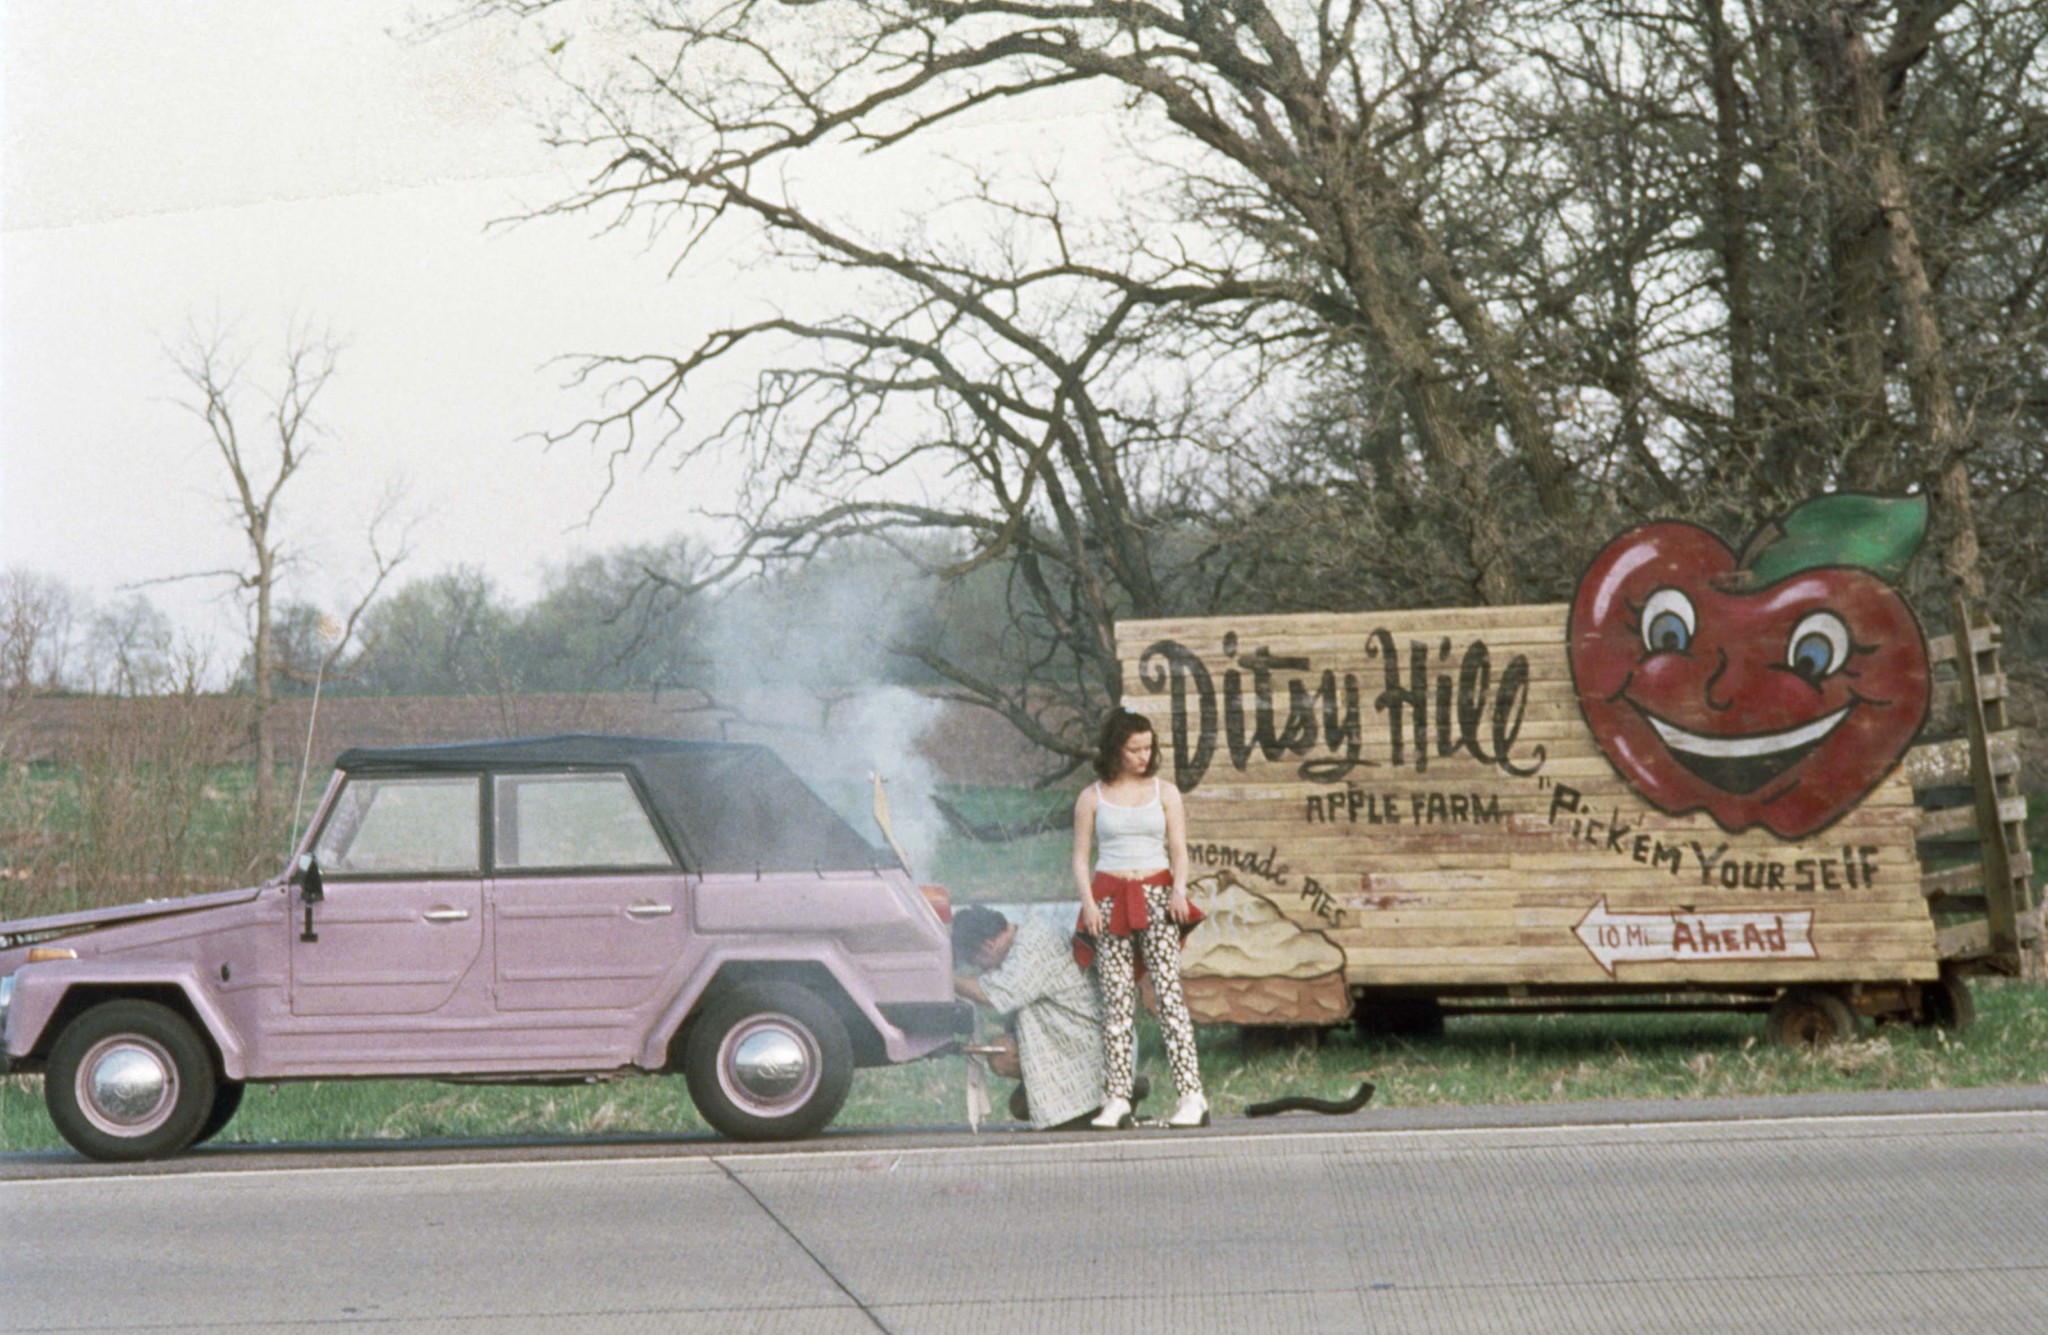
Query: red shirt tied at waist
1072 870 1204 972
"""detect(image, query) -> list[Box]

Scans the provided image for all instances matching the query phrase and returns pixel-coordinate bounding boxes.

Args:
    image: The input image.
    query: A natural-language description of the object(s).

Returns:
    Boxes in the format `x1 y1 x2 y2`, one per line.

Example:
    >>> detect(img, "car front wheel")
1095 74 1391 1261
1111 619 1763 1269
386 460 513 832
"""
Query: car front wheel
193 1080 245 1146
45 1000 217 1162
684 983 853 1142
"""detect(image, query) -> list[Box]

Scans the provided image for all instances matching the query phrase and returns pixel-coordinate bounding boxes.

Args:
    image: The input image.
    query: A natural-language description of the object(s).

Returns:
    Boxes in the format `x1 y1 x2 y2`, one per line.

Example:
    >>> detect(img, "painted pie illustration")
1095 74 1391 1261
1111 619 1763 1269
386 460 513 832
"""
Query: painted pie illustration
1183 873 1345 979
1567 494 1931 839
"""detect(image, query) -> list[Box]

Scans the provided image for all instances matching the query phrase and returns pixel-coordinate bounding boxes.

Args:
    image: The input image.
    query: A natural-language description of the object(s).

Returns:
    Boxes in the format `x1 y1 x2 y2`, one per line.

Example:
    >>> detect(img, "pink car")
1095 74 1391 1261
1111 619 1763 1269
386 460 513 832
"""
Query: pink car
0 736 964 1161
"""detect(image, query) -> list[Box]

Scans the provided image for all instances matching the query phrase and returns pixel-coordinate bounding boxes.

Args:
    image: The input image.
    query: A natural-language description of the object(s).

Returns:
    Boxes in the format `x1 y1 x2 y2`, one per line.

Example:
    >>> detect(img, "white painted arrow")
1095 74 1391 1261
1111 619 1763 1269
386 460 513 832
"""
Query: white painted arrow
1573 898 1816 977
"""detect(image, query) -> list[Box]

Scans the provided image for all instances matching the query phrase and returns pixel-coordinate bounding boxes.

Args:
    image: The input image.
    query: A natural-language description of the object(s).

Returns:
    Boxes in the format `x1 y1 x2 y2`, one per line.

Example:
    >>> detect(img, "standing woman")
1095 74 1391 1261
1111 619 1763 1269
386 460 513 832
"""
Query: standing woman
1074 708 1208 1129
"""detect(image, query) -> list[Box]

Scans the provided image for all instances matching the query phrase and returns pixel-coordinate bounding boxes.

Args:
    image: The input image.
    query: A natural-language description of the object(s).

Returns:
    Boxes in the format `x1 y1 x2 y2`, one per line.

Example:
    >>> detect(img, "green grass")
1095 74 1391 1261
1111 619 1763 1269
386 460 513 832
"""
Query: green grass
5 770 2044 1154
5 982 2043 1154
922 783 1073 902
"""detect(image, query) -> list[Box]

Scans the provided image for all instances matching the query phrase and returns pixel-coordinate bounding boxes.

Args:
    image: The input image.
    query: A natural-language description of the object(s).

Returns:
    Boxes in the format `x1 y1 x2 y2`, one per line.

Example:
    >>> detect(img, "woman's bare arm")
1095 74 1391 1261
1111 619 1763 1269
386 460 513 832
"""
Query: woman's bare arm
1073 787 1101 935
1163 781 1192 922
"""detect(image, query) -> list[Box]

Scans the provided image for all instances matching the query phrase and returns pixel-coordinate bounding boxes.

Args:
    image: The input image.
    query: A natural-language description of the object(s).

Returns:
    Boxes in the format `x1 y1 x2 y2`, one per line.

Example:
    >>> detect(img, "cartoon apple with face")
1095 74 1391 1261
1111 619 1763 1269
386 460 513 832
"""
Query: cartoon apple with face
1568 494 1931 839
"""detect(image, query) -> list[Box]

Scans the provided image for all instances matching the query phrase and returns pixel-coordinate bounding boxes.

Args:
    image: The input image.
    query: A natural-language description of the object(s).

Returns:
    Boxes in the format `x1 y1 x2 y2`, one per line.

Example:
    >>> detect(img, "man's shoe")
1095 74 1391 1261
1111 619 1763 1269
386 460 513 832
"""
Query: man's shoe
1089 1097 1134 1130
1130 1074 1152 1107
1167 1092 1210 1128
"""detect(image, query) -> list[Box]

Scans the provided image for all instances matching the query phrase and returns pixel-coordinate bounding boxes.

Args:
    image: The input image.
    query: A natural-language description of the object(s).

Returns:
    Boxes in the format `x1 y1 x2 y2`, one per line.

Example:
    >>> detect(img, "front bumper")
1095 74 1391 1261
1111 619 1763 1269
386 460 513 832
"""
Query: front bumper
0 973 14 1074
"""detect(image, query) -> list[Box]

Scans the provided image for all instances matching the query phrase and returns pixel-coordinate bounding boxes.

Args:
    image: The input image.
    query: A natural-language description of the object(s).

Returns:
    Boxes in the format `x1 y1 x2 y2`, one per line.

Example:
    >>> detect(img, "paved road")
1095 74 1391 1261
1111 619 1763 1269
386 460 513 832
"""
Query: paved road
5 1092 2045 1332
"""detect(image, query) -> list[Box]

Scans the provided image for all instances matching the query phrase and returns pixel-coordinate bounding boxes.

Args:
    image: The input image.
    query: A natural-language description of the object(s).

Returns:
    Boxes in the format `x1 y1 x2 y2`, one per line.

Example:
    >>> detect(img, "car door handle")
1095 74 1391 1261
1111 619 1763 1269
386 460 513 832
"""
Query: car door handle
422 908 471 922
625 903 675 918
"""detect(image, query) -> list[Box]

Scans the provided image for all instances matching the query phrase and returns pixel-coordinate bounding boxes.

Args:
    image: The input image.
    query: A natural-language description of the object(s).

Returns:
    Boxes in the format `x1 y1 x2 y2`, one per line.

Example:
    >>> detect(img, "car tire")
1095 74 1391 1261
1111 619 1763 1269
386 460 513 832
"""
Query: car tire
1766 987 1859 1049
685 982 853 1142
45 1000 217 1162
193 1080 245 1146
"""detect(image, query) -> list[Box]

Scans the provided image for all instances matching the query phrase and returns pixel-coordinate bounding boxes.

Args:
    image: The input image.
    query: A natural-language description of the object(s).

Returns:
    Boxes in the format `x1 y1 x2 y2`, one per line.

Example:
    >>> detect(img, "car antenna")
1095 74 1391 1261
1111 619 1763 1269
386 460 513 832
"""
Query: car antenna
286 616 344 864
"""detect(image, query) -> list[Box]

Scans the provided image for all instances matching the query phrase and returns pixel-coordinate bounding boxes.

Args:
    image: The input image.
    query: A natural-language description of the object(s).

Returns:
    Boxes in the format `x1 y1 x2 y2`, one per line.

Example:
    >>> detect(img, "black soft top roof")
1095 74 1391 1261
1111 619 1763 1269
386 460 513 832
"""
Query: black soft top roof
334 734 892 875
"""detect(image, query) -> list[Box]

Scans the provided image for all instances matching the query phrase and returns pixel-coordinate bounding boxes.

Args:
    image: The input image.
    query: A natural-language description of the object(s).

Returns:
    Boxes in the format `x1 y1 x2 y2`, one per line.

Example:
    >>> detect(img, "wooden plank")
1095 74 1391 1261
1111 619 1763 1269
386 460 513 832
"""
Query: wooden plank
1121 602 1573 642
1937 919 1993 960
1194 904 1941 930
1920 864 1984 896
1925 625 1999 665
1345 960 1940 985
1934 673 2007 710
1193 796 1924 829
1916 797 2028 840
1903 731 2023 789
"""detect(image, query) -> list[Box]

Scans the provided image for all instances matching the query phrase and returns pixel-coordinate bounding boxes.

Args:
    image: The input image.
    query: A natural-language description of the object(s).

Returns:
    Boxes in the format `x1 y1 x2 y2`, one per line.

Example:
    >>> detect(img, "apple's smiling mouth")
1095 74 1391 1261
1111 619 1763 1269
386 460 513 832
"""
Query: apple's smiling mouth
1636 704 1853 794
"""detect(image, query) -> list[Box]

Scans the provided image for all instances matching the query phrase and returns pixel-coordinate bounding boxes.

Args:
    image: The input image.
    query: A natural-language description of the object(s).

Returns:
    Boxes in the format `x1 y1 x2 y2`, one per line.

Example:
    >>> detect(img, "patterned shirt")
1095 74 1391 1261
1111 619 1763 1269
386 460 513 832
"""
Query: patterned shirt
978 916 1105 1129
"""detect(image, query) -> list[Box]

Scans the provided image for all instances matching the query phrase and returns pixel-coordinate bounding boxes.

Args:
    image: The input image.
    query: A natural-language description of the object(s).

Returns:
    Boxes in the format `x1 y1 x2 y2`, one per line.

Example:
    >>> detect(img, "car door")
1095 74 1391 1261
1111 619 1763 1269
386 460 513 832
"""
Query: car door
290 773 488 1022
488 770 694 1021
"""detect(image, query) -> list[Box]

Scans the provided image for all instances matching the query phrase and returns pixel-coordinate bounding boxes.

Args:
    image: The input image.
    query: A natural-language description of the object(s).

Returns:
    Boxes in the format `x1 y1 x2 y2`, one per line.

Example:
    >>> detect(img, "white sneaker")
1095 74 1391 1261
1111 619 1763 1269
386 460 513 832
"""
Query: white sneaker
1167 1093 1210 1128
1089 1097 1134 1130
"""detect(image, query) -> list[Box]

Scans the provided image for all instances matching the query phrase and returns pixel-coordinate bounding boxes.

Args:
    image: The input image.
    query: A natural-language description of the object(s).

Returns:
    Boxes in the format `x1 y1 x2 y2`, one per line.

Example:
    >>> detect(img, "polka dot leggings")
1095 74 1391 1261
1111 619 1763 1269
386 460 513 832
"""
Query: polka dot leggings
1094 882 1204 1102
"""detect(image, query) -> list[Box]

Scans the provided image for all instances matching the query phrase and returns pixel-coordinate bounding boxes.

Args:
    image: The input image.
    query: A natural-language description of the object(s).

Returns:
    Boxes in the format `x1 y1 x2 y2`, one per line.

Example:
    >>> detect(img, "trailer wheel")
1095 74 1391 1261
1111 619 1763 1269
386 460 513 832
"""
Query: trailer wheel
1913 970 1976 1032
1766 988 1859 1049
1355 996 1444 1040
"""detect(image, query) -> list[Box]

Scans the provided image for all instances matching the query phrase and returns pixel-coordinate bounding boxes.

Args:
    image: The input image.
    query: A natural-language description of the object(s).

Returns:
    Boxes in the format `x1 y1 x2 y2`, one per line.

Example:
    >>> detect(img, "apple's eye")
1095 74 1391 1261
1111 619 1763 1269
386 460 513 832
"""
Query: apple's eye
1639 588 1695 655
1787 611 1851 683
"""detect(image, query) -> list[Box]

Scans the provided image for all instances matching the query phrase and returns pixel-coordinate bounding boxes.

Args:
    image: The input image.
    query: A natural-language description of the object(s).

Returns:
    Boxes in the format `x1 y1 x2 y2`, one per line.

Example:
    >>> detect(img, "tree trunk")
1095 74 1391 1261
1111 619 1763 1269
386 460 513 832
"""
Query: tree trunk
1705 0 1762 477
1804 3 1985 600
252 544 277 829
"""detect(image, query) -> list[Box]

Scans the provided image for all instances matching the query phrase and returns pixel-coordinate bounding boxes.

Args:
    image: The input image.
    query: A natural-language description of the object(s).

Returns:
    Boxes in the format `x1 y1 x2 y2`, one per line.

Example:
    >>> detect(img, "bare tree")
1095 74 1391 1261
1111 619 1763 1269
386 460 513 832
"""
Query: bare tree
454 0 1620 762
457 0 2047 767
84 596 180 697
168 326 411 827
0 570 76 743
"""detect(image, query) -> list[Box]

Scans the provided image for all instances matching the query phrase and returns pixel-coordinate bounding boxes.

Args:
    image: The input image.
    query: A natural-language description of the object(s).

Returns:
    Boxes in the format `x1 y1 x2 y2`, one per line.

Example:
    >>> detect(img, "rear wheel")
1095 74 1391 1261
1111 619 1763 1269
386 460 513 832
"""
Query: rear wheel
1914 970 1976 1032
1767 988 1859 1049
45 1000 216 1162
684 983 853 1142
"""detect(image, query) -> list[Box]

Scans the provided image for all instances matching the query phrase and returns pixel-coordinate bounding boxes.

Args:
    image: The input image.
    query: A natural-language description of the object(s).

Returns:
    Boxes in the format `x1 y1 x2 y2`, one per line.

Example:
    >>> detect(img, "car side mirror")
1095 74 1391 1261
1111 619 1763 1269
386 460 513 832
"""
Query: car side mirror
293 853 325 904
293 854 324 943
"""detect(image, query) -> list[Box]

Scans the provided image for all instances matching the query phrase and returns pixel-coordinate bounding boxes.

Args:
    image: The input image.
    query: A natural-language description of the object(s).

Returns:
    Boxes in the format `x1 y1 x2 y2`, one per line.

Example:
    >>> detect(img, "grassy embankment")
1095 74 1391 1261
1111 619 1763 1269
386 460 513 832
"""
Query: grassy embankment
4 984 2046 1151
2 778 2044 1152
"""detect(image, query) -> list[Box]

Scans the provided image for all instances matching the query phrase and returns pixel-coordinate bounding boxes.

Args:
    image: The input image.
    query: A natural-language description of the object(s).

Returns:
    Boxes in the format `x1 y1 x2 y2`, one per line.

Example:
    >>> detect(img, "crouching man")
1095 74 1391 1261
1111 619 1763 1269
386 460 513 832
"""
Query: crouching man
952 906 1144 1130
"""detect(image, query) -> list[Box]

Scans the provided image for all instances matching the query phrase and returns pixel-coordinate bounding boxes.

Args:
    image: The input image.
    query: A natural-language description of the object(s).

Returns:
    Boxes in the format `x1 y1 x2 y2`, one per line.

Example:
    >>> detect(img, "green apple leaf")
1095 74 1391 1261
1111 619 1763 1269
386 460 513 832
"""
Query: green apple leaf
1744 493 1927 586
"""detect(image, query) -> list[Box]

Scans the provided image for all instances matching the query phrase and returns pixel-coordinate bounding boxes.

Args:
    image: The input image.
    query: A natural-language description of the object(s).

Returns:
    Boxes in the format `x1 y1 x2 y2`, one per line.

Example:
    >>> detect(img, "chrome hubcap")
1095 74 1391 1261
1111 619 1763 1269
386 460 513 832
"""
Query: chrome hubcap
78 1036 178 1136
720 1016 819 1116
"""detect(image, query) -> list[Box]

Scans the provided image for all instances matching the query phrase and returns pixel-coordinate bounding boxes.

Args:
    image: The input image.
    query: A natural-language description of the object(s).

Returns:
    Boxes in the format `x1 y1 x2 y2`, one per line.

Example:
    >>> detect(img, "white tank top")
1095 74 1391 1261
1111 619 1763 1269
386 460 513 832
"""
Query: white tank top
1094 780 1167 870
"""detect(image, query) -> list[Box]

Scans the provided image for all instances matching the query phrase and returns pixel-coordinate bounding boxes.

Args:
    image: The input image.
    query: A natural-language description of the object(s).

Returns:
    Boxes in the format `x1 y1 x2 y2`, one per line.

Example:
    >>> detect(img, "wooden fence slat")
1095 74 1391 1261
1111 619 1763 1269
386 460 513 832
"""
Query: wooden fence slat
1903 732 2023 789
1924 625 1999 666
1934 674 2008 710
1916 797 2028 840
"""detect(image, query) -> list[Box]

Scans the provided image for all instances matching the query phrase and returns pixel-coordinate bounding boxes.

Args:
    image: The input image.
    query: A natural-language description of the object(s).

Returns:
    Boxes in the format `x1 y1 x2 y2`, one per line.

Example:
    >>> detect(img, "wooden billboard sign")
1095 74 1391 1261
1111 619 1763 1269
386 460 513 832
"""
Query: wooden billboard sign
1119 496 1951 1027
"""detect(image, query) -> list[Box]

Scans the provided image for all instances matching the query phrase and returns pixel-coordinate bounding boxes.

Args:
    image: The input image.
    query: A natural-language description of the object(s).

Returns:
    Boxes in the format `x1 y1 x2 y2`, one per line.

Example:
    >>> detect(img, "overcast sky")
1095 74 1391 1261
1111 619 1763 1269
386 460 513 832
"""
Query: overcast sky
1 0 752 663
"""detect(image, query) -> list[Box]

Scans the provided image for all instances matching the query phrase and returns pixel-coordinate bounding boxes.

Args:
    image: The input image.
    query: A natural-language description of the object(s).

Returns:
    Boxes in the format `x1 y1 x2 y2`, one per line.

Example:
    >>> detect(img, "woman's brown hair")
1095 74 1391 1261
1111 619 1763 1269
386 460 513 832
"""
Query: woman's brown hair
1093 708 1160 781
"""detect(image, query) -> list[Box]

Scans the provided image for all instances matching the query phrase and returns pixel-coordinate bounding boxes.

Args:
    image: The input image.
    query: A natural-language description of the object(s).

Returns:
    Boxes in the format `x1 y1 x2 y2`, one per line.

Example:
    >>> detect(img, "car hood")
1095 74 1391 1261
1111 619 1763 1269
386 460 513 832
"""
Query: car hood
0 883 270 948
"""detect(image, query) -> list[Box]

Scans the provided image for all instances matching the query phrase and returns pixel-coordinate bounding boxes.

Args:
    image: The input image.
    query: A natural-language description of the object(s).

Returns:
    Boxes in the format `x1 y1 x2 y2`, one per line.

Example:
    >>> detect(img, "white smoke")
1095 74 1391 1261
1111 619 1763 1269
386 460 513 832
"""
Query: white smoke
696 548 951 876
822 685 946 877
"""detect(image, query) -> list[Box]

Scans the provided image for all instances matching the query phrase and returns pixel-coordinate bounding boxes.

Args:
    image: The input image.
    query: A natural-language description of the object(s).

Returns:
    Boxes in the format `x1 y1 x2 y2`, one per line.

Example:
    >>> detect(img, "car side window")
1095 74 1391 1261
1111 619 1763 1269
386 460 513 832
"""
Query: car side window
312 776 482 876
494 772 674 872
